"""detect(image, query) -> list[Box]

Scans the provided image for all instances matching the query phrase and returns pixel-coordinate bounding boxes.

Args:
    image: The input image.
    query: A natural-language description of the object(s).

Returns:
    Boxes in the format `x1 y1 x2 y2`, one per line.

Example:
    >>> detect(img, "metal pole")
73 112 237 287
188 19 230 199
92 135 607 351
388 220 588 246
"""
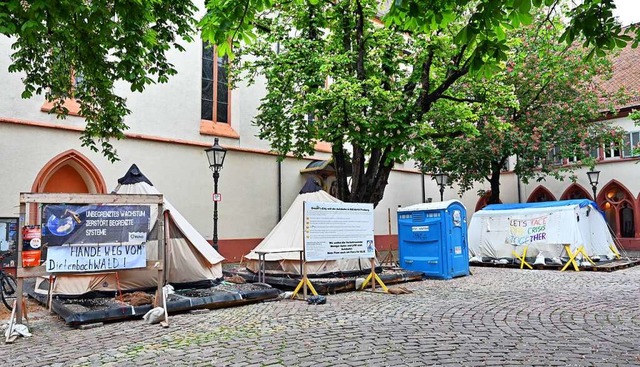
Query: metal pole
421 172 426 203
592 185 597 203
213 170 220 251
439 186 445 202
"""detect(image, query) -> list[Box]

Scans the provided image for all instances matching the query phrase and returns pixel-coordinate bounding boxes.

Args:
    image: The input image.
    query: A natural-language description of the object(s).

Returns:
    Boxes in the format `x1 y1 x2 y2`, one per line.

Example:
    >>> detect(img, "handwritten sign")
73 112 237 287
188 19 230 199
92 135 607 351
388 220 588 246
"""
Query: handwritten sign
46 244 146 272
508 215 548 246
303 201 375 261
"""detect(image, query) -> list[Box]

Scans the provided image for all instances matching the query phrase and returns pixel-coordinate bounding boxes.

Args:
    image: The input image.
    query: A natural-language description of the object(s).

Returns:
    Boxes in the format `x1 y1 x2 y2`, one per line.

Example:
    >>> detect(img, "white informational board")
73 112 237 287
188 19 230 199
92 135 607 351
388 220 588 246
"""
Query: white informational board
0 222 7 251
303 201 375 261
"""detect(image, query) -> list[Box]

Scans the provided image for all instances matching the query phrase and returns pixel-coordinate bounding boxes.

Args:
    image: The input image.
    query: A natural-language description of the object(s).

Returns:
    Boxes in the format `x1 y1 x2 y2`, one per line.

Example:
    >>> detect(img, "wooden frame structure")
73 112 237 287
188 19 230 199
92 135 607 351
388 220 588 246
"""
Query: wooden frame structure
14 192 165 324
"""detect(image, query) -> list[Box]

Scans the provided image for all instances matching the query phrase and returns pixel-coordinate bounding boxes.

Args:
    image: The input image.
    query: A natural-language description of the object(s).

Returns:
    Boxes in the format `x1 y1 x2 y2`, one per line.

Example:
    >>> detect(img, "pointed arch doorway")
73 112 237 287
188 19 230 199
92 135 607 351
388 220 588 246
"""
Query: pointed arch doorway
32 150 107 194
30 150 107 222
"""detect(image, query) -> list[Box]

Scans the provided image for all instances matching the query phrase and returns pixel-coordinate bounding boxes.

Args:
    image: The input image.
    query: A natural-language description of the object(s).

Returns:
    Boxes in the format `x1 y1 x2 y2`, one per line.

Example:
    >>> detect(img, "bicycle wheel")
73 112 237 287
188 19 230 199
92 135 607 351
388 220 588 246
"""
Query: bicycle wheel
1 273 17 311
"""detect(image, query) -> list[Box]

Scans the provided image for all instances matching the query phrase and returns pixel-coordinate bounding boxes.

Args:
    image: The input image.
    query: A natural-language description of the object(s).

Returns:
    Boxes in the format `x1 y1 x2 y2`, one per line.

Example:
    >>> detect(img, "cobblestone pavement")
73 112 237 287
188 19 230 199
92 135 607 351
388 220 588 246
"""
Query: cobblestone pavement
2 266 639 367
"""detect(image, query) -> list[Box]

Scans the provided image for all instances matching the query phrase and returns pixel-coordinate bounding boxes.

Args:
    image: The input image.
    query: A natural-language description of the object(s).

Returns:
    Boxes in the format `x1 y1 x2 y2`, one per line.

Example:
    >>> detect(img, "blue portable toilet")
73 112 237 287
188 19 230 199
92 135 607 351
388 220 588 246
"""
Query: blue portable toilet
397 200 469 279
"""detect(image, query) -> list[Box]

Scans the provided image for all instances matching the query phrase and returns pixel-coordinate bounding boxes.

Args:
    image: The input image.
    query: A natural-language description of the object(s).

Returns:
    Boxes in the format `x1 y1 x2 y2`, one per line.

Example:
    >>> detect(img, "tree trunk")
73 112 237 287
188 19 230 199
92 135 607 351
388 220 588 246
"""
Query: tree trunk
488 160 502 204
332 142 350 202
331 144 393 208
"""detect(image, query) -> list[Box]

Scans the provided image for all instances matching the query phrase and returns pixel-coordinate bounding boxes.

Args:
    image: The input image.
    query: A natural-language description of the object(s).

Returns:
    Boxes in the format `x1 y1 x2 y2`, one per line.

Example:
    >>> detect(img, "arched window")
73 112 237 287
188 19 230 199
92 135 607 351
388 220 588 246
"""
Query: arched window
475 191 502 212
599 181 636 238
560 184 591 200
527 186 556 203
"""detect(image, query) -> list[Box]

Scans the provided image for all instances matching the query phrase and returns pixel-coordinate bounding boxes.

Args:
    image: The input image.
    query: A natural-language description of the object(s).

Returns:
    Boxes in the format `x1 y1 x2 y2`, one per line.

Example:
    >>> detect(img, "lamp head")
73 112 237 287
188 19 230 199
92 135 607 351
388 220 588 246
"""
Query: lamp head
434 172 449 187
587 170 600 186
205 138 227 172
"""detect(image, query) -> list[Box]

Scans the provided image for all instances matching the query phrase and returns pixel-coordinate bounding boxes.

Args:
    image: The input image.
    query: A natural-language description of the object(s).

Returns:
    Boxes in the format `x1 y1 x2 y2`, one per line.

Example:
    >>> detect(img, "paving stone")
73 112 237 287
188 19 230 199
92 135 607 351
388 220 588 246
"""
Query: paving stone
2 267 640 366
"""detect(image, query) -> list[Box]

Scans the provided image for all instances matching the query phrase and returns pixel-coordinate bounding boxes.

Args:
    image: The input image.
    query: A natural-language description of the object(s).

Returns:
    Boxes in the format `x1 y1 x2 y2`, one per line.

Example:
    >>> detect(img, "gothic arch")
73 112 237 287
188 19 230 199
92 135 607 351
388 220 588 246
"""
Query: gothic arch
598 179 636 238
475 191 502 212
560 183 592 200
32 149 107 194
526 186 556 203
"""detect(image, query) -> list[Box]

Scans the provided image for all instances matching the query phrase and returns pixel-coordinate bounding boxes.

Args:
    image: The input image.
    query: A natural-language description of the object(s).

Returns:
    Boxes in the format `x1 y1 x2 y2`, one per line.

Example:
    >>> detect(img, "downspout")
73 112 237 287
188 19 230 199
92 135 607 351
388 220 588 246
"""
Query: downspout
421 171 426 203
278 157 283 221
277 41 283 221
515 155 522 203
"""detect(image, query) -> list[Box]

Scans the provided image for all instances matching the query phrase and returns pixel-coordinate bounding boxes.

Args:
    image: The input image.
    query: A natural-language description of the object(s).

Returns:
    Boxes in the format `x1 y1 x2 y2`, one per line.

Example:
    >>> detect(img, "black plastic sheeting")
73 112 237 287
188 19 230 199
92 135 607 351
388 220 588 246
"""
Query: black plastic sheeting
227 268 425 294
26 282 279 325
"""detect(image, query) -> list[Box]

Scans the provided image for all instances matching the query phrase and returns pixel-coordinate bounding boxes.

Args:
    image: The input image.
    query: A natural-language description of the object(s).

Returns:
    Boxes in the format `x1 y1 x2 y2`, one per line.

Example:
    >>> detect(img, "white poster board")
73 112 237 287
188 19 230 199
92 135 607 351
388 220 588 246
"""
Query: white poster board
304 201 375 261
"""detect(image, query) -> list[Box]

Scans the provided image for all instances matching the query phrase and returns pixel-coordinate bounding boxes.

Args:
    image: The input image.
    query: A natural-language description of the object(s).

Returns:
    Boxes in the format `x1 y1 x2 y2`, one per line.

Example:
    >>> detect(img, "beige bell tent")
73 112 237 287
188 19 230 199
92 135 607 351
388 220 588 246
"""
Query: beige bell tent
244 178 377 276
36 164 225 297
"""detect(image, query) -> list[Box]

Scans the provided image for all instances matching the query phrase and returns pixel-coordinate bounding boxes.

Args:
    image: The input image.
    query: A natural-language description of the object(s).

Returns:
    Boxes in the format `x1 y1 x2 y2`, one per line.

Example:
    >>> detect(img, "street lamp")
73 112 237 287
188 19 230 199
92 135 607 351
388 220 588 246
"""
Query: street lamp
587 170 600 203
433 172 449 202
205 138 227 251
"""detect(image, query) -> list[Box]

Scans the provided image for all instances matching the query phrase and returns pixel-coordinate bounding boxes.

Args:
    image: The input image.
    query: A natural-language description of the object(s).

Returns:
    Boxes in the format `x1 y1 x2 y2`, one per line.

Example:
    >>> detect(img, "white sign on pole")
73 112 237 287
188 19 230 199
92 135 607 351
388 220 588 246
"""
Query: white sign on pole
303 201 375 261
46 244 147 272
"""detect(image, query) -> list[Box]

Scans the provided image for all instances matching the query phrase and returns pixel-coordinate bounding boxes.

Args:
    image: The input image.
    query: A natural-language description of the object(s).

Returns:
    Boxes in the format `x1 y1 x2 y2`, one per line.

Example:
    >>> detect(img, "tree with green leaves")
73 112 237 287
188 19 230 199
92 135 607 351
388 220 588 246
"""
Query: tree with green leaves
225 0 496 206
0 1 196 161
419 14 627 204
203 0 633 206
1 0 635 170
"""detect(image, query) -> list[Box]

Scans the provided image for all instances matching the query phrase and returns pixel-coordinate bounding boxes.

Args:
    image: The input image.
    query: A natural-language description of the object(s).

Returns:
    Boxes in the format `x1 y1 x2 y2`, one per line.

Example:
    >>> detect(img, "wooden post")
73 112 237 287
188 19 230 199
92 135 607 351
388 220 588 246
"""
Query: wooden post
15 201 26 325
5 299 17 343
371 258 376 291
157 202 165 307
302 261 308 299
47 275 54 312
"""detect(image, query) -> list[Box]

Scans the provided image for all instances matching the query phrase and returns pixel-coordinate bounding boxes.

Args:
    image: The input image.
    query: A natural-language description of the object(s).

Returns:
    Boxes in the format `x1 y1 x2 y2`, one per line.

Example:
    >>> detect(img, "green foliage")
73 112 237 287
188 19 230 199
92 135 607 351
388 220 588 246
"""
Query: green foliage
228 0 497 205
0 0 196 161
202 0 633 206
421 11 627 203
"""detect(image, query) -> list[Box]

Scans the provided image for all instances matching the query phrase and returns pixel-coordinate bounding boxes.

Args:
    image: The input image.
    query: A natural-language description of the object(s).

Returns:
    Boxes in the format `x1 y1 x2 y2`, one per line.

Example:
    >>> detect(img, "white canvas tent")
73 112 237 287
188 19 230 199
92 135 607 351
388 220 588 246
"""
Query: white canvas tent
244 178 377 275
36 164 225 296
468 199 619 261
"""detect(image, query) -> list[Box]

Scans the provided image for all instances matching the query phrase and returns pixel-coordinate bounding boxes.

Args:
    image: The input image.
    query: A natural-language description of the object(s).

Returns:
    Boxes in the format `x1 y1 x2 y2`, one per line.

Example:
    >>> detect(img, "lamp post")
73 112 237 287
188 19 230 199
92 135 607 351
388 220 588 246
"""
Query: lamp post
587 170 600 203
434 172 449 202
421 171 426 203
205 138 227 251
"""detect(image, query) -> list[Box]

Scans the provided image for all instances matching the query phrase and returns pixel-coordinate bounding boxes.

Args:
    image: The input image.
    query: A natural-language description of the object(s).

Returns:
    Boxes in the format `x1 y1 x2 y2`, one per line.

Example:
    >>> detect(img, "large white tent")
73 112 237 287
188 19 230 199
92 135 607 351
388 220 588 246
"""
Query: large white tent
468 200 619 261
244 178 377 276
37 164 225 296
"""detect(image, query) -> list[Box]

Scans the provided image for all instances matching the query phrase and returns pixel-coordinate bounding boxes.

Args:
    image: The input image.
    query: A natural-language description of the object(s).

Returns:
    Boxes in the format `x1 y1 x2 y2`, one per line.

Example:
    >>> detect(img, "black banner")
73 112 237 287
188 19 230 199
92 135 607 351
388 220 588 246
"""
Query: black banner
42 204 150 246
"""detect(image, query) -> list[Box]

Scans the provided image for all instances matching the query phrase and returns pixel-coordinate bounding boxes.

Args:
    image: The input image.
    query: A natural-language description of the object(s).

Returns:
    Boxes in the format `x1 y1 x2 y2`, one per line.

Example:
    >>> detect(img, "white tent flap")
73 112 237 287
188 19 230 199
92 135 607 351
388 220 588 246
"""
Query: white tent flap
468 200 618 260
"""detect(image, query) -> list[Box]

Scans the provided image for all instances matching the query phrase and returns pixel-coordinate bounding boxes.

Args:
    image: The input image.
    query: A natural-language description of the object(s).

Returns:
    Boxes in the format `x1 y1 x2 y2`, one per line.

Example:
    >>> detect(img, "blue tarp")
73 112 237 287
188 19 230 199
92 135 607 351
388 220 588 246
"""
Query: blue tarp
483 199 596 211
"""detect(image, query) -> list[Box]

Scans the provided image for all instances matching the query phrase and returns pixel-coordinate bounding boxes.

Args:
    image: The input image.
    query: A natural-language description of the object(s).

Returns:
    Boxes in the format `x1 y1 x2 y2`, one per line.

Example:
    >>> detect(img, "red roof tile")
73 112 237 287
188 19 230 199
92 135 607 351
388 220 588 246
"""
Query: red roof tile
600 33 640 109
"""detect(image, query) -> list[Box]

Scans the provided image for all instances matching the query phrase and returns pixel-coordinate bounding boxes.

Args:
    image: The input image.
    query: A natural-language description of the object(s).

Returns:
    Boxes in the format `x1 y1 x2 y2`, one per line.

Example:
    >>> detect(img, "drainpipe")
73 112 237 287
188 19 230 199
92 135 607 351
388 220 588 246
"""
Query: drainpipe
276 41 283 221
421 171 426 203
515 156 522 203
278 157 283 221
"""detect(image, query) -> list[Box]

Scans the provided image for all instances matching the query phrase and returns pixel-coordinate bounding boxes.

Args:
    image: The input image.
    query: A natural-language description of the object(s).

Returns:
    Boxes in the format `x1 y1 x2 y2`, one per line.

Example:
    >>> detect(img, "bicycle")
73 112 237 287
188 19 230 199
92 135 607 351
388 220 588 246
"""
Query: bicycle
0 252 17 311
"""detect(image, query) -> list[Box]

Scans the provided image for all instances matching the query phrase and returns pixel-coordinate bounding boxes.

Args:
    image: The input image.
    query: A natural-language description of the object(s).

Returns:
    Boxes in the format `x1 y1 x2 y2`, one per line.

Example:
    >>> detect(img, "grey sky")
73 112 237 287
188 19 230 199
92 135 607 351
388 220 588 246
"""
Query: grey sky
614 0 640 26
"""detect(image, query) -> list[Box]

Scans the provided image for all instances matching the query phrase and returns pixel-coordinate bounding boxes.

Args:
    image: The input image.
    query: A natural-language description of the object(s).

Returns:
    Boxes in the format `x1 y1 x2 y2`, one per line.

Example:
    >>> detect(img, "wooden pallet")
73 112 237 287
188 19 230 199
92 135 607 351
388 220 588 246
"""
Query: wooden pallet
471 258 640 272
583 258 640 272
